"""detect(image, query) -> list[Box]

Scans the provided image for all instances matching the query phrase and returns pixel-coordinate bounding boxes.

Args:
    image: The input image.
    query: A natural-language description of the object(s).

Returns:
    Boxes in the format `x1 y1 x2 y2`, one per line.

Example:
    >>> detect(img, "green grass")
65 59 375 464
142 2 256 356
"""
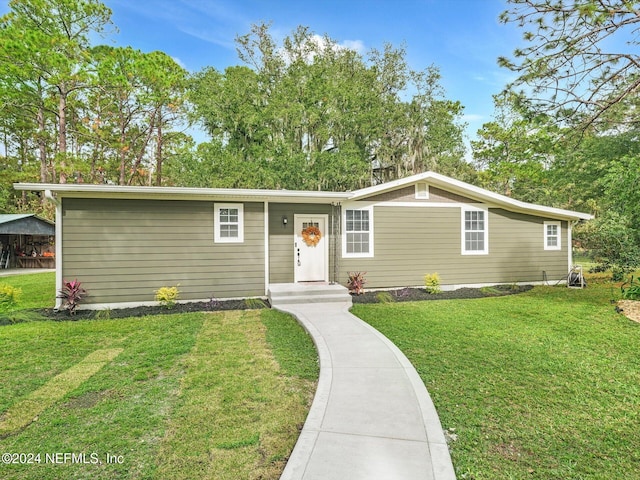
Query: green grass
352 284 640 480
0 271 56 310
0 274 319 480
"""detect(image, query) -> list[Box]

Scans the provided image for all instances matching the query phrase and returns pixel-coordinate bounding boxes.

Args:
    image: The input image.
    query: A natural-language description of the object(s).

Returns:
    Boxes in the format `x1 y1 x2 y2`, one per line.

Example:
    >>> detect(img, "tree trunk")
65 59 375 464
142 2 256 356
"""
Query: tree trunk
155 110 163 186
127 110 157 186
37 103 48 183
58 84 67 183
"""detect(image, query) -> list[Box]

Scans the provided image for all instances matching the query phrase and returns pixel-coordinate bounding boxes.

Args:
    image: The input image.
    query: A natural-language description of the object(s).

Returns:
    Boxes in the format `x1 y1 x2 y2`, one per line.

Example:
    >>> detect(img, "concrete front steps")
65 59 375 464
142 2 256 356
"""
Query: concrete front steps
268 283 352 308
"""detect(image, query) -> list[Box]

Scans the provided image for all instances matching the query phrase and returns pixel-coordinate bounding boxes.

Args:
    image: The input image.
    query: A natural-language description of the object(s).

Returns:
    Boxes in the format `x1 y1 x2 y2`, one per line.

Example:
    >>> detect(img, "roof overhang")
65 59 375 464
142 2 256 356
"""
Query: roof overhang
14 171 594 222
13 183 350 205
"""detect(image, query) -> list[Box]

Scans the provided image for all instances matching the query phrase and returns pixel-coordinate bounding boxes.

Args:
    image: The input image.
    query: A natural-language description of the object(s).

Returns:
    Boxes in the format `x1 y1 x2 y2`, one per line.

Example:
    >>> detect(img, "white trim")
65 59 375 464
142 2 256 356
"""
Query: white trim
15 182 349 204
544 221 562 251
214 203 244 243
264 201 269 296
461 206 489 255
55 197 63 309
342 205 374 258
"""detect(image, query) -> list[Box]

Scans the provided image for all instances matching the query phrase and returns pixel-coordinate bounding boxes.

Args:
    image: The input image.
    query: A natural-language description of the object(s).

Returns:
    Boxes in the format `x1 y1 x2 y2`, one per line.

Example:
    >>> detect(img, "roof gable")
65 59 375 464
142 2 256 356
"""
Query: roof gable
350 172 593 221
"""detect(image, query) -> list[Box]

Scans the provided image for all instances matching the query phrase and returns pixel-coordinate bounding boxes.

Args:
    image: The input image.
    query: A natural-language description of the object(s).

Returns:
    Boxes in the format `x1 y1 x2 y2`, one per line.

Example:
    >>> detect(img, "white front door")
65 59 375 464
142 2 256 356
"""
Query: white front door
294 215 328 282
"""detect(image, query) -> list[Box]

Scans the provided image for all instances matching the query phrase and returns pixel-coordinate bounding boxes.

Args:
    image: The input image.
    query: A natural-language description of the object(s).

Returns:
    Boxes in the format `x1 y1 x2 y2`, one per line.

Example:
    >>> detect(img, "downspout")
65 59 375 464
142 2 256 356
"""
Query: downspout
44 190 63 309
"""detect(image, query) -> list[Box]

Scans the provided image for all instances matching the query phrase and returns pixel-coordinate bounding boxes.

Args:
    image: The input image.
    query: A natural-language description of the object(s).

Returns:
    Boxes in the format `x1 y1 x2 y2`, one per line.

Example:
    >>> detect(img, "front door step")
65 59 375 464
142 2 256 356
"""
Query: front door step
268 283 352 308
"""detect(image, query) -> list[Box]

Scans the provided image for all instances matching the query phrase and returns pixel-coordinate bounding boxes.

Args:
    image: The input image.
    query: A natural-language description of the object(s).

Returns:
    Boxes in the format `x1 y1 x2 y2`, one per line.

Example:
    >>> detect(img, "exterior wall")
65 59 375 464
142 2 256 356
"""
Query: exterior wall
62 198 265 305
360 185 476 204
268 203 335 284
340 204 568 288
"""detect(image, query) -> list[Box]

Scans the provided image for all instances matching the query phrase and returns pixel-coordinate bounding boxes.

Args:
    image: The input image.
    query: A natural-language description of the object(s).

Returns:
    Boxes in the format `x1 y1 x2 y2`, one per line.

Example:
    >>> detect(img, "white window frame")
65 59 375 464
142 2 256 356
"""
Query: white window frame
342 205 374 258
415 182 429 199
461 207 489 255
214 203 244 243
544 221 561 251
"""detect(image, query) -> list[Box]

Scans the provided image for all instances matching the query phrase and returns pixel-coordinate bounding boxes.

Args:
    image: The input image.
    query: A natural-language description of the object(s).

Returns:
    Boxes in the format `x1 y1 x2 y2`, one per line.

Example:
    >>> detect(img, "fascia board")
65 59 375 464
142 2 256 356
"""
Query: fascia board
424 174 594 221
13 183 349 204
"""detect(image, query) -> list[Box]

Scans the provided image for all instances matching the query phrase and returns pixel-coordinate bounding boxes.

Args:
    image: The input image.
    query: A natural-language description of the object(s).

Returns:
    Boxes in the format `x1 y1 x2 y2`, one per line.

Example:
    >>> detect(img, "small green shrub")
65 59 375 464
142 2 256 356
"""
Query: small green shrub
154 285 180 309
621 276 640 300
95 308 112 320
424 272 441 294
376 291 395 303
0 283 22 313
244 298 267 309
480 286 503 296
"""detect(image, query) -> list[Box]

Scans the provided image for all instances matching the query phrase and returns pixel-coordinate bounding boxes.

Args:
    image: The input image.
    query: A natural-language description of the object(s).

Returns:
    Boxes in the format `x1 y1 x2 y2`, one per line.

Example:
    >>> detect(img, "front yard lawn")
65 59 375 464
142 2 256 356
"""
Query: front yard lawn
352 283 640 480
0 288 318 480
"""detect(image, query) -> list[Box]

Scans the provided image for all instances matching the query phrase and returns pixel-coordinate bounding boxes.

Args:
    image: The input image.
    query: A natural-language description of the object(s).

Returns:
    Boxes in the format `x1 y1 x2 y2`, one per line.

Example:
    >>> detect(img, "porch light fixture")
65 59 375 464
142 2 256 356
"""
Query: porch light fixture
282 216 288 226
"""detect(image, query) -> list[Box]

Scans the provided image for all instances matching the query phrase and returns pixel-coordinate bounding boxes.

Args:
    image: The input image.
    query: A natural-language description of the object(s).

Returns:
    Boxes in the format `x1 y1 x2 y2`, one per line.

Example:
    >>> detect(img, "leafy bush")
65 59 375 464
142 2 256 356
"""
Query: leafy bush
575 211 640 280
424 272 441 294
347 272 366 295
57 279 87 315
621 276 640 300
154 285 180 309
0 284 22 312
376 291 395 303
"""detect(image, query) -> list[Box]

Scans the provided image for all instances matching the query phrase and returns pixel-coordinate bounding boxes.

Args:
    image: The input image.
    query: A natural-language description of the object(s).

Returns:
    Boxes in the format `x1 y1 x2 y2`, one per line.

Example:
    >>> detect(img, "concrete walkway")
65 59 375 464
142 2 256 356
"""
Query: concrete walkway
276 301 456 480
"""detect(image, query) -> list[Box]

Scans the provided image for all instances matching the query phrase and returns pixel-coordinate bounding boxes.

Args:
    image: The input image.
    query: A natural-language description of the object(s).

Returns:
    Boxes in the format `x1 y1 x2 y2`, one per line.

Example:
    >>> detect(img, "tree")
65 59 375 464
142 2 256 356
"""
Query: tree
0 0 112 183
472 91 560 203
190 23 466 190
499 0 640 129
85 47 189 185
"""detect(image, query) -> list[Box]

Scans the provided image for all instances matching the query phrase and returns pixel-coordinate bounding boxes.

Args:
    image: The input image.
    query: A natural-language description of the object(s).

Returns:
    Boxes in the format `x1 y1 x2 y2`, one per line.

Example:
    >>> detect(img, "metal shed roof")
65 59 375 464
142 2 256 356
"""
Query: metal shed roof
0 214 55 235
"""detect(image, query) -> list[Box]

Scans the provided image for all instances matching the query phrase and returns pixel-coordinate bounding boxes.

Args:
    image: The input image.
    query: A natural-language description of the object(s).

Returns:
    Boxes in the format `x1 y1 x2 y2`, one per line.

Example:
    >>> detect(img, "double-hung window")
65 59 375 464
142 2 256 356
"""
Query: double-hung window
214 203 244 243
462 208 488 255
343 207 373 257
544 221 561 250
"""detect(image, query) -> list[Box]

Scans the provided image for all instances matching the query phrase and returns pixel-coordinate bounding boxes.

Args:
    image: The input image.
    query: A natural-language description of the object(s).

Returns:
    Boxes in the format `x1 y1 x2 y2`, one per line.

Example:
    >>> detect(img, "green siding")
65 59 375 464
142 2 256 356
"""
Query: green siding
340 206 568 288
268 203 335 284
62 198 265 304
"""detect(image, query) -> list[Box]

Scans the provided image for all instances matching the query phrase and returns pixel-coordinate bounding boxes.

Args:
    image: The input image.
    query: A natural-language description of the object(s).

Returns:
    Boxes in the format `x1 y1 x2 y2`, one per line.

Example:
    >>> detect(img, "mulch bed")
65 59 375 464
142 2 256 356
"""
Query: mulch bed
5 285 533 323
36 298 266 321
351 285 533 304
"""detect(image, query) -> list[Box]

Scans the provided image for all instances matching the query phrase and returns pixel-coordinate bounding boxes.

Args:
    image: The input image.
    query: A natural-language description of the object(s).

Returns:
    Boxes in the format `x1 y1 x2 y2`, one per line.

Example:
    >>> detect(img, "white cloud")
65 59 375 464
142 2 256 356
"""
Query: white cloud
278 34 366 64
341 39 366 54
177 25 236 50
171 56 187 69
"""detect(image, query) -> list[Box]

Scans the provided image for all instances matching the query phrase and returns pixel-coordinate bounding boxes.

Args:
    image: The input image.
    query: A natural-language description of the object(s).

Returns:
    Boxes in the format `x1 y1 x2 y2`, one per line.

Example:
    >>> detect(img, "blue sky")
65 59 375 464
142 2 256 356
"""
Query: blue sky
1 0 522 155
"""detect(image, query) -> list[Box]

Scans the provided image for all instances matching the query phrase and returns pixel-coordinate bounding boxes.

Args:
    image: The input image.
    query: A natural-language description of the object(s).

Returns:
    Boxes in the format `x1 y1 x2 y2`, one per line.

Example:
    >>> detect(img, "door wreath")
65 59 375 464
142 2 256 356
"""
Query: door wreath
301 225 322 247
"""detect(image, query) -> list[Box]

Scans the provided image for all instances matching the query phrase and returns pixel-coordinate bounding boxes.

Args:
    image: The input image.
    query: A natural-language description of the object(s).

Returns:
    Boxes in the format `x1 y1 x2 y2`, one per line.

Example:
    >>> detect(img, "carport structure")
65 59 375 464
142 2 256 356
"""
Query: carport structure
0 214 55 269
